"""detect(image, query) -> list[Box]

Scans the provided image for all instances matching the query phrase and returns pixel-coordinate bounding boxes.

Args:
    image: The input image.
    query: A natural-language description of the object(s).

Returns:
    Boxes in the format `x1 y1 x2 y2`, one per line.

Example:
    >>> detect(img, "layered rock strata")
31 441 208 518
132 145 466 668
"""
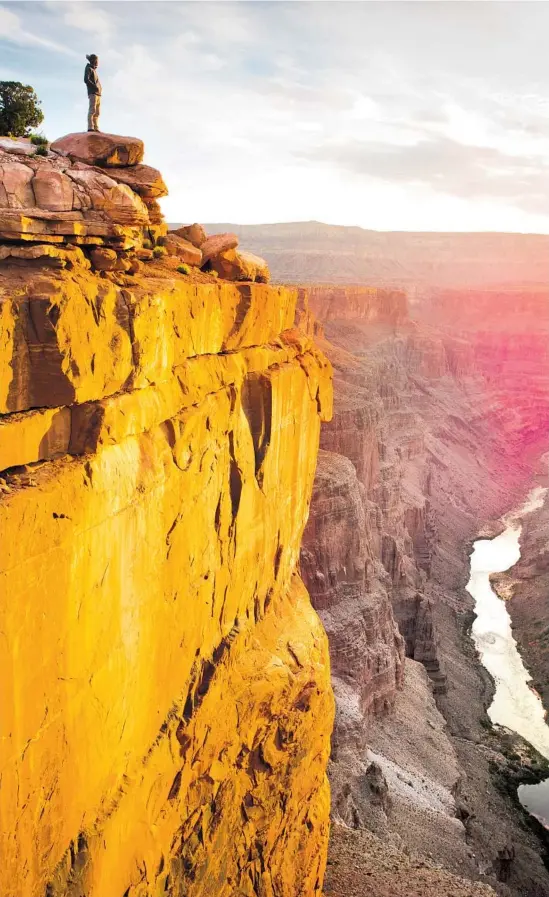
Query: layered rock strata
0 133 270 284
0 144 334 897
0 136 165 249
300 284 549 896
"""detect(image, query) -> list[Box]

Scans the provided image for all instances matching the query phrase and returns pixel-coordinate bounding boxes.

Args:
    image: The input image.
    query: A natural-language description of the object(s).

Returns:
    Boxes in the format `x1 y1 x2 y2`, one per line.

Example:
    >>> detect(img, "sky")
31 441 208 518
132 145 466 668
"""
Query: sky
0 1 548 233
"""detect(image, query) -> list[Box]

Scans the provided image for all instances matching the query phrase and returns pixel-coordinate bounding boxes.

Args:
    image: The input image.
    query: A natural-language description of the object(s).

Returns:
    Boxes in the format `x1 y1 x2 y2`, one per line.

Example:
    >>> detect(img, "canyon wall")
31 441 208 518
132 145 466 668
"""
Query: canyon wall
299 284 549 897
0 140 334 897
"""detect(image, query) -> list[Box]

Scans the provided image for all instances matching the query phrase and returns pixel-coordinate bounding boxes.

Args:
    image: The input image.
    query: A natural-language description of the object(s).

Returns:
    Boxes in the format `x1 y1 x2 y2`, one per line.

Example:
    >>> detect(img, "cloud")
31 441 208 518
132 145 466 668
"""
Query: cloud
0 4 78 56
305 136 549 214
1 1 548 232
53 1 113 40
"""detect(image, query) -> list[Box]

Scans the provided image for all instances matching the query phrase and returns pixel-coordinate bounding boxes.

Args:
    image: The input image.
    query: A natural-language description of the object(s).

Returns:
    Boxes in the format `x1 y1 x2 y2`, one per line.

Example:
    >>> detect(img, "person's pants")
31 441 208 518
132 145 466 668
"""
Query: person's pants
87 94 101 131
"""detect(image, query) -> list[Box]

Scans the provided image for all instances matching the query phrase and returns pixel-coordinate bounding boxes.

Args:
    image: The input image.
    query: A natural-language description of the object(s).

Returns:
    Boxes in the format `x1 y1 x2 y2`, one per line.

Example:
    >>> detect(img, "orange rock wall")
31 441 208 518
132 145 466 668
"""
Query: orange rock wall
0 265 334 896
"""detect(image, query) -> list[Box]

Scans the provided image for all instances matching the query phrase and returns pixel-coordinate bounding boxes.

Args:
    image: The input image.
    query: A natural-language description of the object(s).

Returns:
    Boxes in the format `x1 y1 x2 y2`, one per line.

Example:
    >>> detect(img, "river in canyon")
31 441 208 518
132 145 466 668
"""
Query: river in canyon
466 486 549 828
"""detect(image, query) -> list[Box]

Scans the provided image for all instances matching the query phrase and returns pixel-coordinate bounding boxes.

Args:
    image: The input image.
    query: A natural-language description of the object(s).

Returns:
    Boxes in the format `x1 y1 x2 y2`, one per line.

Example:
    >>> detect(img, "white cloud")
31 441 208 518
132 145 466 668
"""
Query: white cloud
0 5 78 56
55 1 113 39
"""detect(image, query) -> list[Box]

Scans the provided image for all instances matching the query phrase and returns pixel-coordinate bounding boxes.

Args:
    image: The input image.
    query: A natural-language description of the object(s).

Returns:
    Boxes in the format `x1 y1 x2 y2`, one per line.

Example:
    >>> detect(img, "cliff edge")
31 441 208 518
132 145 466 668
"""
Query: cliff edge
0 134 334 897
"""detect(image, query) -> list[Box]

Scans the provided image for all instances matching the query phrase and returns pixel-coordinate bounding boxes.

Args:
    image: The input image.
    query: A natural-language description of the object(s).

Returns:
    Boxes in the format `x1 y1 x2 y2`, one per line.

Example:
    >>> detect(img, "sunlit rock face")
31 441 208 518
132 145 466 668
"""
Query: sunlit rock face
0 146 334 897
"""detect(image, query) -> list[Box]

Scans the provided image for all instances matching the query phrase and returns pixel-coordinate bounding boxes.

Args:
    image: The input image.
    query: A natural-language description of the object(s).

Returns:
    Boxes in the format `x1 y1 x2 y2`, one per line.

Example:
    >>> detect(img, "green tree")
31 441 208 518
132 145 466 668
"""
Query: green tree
0 81 43 137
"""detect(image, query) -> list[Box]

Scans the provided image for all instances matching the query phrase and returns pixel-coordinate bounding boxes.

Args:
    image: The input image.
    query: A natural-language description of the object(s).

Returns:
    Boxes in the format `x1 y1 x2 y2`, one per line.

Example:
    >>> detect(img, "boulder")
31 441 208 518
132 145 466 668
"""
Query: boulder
200 232 238 265
238 250 270 283
209 248 270 283
0 137 36 157
32 169 74 212
136 248 153 260
164 233 202 266
114 255 132 273
50 132 144 168
90 247 118 271
105 164 168 199
172 223 207 247
0 162 35 208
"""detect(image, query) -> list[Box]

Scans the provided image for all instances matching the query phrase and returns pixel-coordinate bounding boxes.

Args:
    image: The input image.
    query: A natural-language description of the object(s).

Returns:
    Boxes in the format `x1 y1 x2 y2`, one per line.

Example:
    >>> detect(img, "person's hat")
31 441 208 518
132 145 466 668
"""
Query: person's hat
86 54 98 63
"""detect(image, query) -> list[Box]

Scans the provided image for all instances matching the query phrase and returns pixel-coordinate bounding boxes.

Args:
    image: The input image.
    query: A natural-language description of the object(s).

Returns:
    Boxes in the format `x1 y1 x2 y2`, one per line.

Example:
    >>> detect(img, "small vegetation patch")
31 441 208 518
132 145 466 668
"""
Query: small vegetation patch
153 246 166 258
177 264 190 275
30 132 48 147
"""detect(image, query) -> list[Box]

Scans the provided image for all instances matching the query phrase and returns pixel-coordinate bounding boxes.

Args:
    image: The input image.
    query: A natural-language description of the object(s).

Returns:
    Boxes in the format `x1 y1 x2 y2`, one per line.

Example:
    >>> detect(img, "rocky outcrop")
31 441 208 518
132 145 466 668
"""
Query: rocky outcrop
0 143 334 897
0 135 163 251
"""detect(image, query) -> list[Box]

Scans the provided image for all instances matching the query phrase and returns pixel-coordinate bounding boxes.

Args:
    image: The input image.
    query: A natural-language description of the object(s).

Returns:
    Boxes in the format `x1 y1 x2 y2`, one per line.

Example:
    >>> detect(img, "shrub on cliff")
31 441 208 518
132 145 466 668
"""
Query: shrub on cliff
0 81 43 137
30 132 48 147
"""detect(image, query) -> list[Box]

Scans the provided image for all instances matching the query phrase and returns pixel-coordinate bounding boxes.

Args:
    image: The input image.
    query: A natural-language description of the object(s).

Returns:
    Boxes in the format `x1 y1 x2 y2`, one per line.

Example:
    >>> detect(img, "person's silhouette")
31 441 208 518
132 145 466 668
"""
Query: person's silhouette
84 54 102 132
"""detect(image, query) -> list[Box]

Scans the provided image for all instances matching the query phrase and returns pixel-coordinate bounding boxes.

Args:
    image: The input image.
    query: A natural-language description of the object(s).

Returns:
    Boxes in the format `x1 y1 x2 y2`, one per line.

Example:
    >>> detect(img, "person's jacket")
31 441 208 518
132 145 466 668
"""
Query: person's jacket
84 64 102 96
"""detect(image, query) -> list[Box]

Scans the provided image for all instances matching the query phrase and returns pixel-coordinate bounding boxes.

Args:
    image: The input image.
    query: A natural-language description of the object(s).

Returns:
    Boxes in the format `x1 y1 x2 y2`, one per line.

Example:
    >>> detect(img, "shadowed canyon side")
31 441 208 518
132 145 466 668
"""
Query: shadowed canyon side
0 136 334 897
299 284 549 897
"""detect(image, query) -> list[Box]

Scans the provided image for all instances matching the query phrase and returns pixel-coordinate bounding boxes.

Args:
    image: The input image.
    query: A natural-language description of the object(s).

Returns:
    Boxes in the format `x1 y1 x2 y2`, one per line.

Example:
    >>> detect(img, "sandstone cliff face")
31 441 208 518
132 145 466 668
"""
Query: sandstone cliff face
0 140 334 897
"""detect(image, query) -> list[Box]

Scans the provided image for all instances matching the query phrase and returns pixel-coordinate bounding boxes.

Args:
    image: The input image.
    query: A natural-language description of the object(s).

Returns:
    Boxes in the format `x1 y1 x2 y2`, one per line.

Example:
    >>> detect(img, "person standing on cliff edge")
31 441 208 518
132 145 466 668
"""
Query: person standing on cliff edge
84 54 101 132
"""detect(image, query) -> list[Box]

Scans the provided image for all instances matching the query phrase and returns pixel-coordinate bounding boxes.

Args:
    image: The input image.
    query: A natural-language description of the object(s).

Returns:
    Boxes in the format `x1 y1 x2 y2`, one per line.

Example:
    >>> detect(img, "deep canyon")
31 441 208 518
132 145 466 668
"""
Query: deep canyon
297 279 549 897
1 139 548 897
